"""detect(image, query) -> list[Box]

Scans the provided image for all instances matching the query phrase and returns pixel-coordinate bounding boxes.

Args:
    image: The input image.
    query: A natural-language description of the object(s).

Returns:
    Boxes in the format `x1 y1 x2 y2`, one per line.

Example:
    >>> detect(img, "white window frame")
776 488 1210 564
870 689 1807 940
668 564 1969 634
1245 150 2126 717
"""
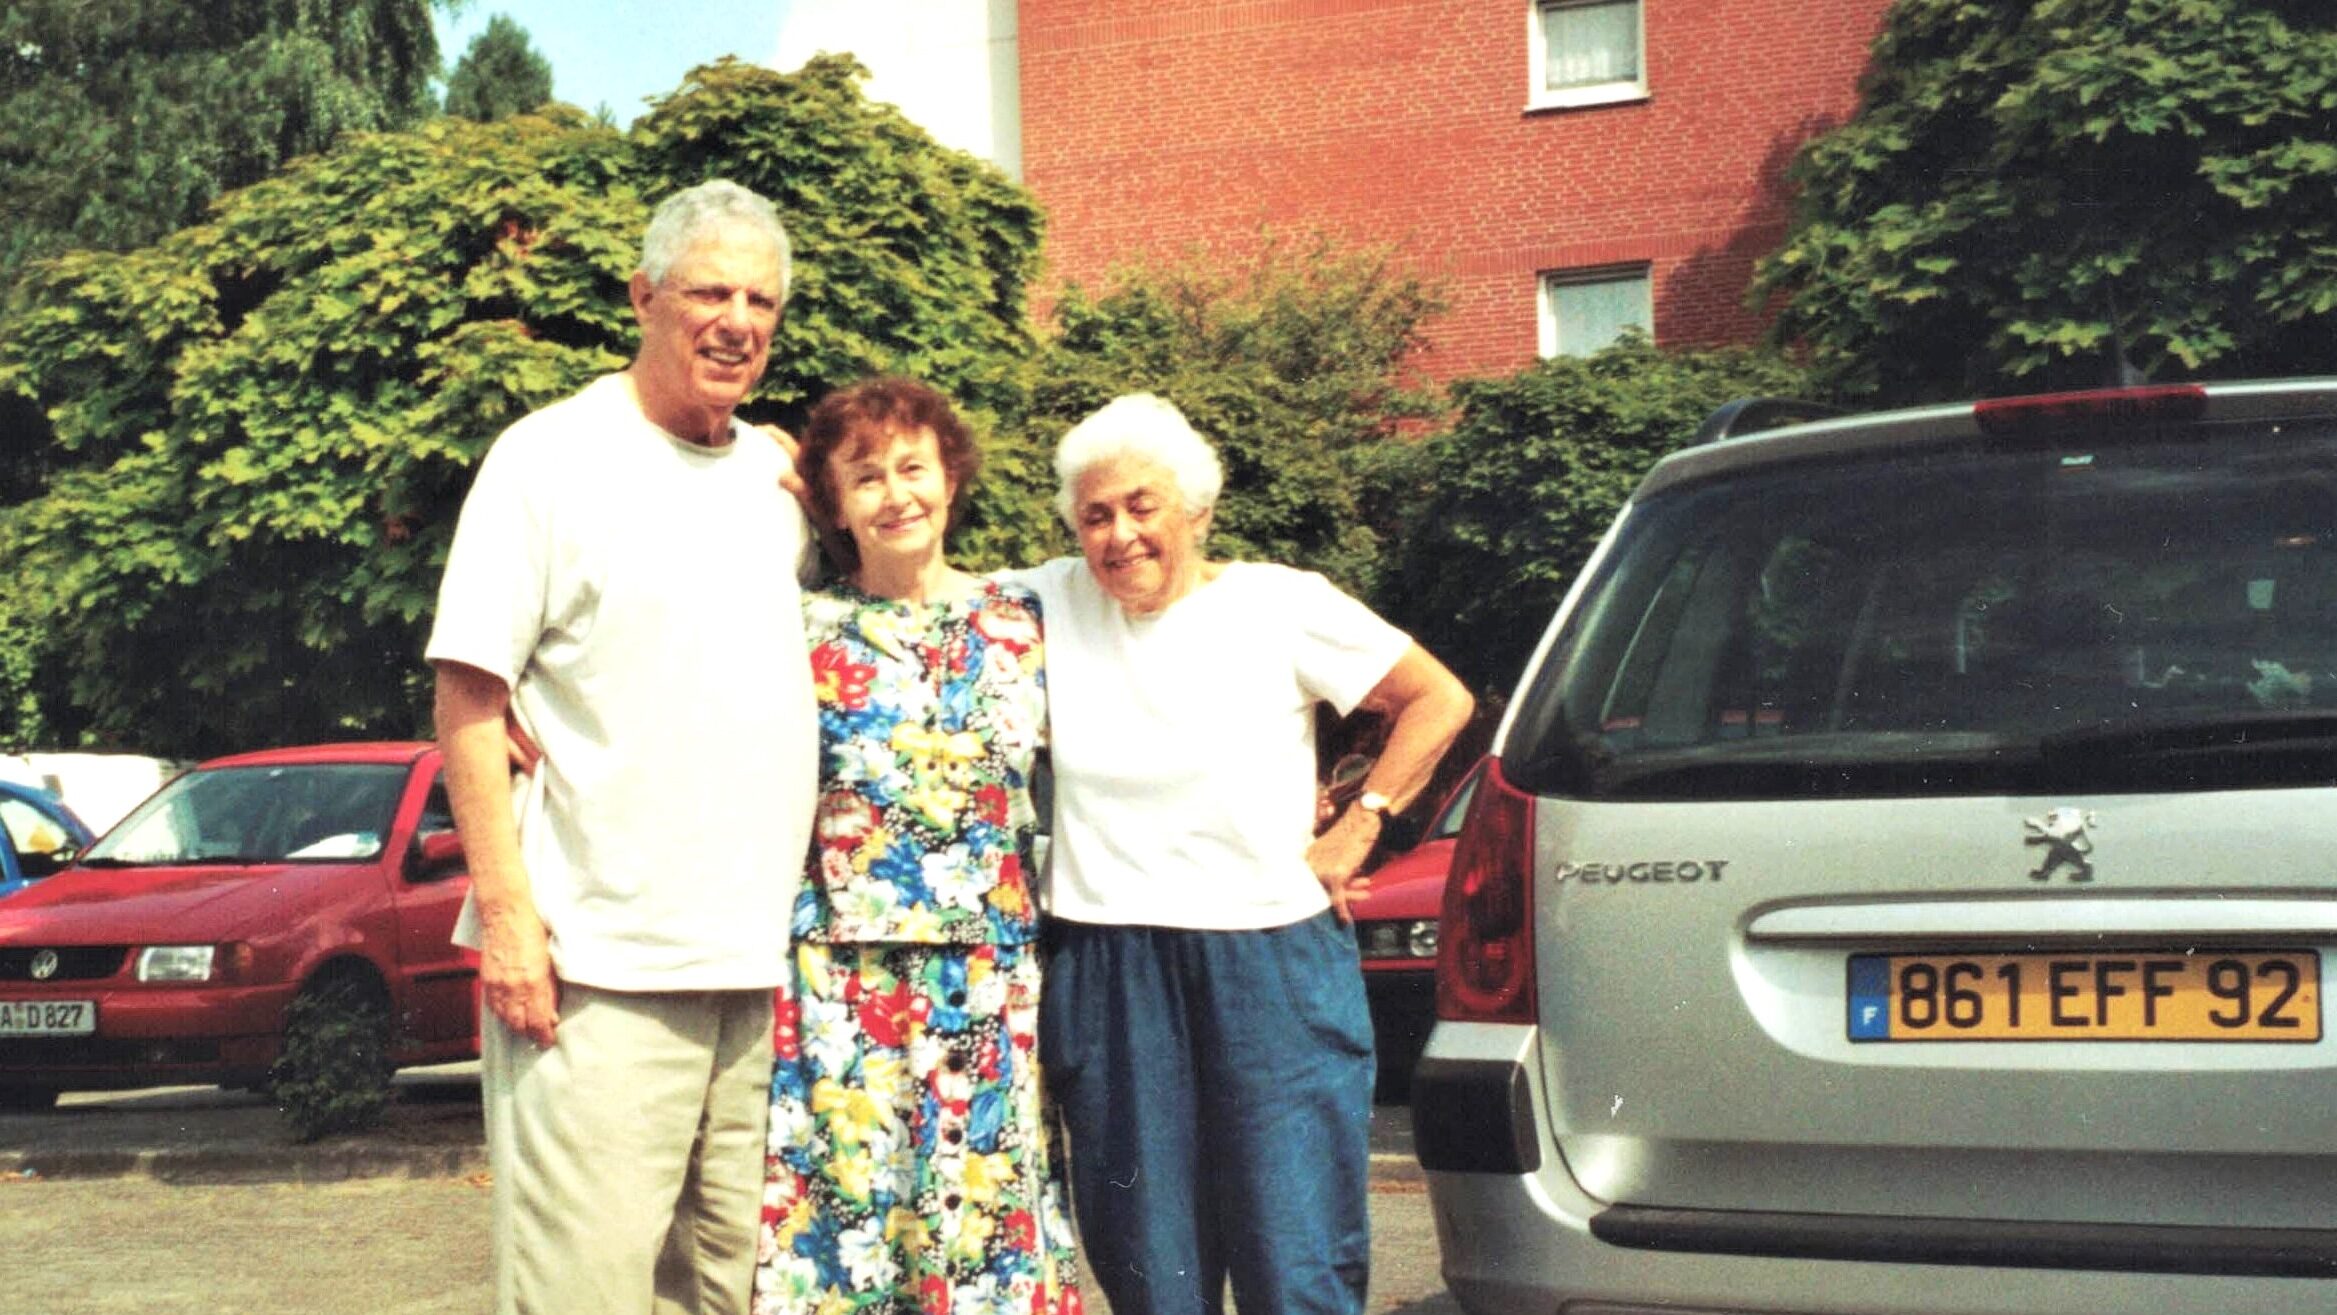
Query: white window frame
1538 264 1654 358
1527 0 1648 113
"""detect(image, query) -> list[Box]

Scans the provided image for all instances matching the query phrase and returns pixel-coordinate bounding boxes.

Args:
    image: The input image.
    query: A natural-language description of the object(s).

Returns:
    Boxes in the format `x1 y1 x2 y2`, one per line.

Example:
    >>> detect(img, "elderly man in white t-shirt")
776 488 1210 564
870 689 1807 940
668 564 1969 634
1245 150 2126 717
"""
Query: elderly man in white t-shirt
428 180 818 1315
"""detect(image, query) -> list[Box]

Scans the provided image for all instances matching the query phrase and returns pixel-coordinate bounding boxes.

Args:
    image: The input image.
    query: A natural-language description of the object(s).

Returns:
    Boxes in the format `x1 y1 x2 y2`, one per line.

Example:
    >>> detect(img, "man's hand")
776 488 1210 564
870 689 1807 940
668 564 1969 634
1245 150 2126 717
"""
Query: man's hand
435 659 556 1046
504 709 541 776
478 904 560 1048
1305 808 1379 923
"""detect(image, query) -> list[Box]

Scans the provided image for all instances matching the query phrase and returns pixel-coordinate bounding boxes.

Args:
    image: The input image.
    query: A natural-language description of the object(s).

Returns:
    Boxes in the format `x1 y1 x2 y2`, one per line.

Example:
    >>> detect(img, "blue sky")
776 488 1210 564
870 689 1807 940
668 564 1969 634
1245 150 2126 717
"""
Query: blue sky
435 1 795 126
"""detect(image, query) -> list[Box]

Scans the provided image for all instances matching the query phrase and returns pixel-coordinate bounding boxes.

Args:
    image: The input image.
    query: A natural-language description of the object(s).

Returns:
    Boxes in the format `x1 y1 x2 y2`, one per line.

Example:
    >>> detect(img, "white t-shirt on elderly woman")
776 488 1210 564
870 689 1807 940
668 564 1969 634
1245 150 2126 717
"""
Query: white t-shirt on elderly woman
1015 556 1411 930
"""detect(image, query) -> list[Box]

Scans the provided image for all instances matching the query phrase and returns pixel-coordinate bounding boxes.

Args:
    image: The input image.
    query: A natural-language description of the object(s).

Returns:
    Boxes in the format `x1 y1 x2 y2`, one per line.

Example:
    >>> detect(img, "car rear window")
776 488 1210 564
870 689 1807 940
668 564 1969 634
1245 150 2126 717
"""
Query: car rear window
1506 416 2337 799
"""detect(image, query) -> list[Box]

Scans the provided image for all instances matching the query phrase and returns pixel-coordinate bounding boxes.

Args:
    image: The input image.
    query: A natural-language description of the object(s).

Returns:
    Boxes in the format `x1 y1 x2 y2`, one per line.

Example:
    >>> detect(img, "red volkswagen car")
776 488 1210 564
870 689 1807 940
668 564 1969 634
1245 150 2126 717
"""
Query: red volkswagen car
0 742 476 1109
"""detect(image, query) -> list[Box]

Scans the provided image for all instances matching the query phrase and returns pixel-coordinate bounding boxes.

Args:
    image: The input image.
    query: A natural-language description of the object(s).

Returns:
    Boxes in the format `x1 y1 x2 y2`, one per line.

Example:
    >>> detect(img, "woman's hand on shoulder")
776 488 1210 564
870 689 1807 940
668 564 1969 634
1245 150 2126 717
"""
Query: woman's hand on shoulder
758 423 810 507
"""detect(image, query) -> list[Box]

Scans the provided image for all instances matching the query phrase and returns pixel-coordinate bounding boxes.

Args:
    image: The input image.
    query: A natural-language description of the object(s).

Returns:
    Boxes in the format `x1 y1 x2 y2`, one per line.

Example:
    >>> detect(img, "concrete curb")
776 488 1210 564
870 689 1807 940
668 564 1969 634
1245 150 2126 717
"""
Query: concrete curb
2 1075 1419 1186
2 1141 490 1185
7 1144 1417 1188
1369 1153 1425 1188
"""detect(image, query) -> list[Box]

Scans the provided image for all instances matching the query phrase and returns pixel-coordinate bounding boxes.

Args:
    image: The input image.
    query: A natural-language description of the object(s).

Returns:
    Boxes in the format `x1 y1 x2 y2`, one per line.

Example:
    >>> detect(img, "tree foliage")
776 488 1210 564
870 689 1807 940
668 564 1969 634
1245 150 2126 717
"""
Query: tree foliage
1756 0 2337 404
0 0 445 297
1010 237 1447 601
442 13 554 123
1391 337 1818 692
0 56 1041 755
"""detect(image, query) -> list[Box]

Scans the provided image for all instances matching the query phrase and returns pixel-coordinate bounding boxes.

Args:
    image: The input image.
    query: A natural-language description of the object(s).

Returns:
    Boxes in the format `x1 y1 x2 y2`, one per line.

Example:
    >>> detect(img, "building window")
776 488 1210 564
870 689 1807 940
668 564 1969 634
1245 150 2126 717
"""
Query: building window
1529 0 1645 111
1539 266 1652 358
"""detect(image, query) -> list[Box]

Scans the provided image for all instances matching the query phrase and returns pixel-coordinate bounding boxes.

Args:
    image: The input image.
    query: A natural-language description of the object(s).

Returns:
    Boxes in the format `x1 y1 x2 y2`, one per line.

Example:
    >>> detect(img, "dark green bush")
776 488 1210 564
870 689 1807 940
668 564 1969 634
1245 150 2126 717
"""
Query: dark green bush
270 976 394 1142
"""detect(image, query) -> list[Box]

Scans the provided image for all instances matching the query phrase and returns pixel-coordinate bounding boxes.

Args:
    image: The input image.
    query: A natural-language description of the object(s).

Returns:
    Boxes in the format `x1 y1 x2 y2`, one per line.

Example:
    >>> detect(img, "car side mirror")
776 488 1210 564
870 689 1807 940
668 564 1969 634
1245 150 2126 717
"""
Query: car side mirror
17 847 76 879
408 829 466 881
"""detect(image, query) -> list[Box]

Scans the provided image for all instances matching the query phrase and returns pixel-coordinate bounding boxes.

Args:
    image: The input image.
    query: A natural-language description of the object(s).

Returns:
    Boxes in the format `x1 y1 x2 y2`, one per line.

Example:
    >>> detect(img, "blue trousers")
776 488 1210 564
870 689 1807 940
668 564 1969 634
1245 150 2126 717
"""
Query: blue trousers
1040 910 1374 1315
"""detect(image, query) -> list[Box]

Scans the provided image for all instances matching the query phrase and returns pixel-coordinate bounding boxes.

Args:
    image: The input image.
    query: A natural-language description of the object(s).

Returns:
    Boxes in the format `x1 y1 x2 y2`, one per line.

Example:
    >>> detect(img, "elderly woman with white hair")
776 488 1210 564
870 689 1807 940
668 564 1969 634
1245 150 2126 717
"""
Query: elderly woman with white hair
1017 393 1474 1315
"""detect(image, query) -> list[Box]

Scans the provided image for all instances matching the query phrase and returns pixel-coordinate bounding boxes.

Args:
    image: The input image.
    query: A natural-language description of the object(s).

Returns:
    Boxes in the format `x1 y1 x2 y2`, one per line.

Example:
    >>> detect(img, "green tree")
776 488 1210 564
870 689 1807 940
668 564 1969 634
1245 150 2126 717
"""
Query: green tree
1755 0 2337 404
0 0 446 297
0 55 1042 755
442 13 554 122
1012 236 1447 601
1391 337 1817 692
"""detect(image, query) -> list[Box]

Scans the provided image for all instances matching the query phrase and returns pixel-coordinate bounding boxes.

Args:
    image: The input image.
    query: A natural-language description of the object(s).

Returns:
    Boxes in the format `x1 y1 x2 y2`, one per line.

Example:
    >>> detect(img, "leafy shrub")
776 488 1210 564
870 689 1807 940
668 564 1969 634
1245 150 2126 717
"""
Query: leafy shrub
1009 235 1447 599
270 976 394 1142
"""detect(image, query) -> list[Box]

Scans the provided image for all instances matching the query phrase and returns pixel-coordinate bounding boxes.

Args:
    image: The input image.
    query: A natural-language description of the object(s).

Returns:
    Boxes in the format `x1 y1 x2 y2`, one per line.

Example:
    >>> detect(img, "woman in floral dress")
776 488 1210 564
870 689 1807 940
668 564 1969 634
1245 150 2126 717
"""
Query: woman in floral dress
753 378 1081 1315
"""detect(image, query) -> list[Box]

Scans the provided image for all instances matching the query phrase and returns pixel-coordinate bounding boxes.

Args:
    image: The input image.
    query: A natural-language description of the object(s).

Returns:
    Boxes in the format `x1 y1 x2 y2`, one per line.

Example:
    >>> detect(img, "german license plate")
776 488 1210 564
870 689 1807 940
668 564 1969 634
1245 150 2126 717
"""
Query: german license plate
0 1000 95 1037
1848 951 2321 1042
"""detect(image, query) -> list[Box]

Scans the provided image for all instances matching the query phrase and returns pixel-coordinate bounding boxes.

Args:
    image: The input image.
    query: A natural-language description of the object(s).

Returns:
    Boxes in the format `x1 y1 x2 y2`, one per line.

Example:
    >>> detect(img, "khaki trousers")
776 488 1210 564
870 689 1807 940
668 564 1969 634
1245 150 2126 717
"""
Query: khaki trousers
481 983 776 1315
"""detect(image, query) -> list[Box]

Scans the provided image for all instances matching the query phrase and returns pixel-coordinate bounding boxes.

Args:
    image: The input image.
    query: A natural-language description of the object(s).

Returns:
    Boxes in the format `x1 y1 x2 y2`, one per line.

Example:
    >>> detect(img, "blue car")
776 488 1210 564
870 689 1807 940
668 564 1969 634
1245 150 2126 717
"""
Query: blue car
0 780 94 902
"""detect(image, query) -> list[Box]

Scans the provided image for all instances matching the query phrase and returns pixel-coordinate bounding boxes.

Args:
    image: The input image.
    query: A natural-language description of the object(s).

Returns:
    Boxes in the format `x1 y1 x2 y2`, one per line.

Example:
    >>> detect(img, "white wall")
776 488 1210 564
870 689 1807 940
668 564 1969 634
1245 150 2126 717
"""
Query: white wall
774 0 1021 179
2 752 180 834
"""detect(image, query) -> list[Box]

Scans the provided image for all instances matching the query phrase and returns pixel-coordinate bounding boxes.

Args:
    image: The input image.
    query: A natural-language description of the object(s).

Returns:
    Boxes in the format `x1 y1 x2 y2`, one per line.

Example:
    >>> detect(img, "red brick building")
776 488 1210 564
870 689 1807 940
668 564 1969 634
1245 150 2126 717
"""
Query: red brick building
1016 0 1894 380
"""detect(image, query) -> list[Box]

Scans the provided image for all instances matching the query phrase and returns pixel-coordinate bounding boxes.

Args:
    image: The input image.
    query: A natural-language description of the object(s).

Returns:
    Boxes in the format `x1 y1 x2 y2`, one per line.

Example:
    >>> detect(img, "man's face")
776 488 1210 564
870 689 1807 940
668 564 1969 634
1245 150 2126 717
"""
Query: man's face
628 223 785 436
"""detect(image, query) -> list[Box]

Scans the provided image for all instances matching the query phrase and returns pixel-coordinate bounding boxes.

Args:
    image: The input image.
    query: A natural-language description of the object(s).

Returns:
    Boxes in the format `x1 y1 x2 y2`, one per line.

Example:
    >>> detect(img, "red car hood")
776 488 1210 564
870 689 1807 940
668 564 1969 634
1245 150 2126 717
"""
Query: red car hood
1358 838 1457 920
0 863 335 945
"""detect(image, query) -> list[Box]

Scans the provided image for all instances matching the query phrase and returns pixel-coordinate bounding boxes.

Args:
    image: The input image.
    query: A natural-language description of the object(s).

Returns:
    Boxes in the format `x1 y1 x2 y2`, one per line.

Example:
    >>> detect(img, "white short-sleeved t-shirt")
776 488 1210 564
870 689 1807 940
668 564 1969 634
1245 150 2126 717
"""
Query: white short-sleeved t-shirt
425 374 819 992
1016 557 1411 930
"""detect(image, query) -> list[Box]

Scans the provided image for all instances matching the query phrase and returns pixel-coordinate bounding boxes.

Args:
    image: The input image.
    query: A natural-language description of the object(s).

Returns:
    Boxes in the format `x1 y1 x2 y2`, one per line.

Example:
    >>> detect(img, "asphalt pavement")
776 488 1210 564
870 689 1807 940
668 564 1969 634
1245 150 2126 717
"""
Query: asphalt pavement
0 1062 1423 1184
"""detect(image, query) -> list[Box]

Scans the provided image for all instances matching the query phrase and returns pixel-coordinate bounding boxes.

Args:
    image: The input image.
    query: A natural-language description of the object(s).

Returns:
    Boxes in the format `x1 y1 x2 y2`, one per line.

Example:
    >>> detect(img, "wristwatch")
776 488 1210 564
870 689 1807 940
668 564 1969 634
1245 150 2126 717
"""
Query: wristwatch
1355 790 1392 819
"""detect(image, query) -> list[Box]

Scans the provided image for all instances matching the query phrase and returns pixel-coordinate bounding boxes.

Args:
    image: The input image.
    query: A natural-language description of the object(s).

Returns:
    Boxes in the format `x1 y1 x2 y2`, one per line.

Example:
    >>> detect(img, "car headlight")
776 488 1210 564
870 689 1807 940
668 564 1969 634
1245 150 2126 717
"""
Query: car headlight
136 945 217 982
1358 920 1440 959
1405 920 1439 959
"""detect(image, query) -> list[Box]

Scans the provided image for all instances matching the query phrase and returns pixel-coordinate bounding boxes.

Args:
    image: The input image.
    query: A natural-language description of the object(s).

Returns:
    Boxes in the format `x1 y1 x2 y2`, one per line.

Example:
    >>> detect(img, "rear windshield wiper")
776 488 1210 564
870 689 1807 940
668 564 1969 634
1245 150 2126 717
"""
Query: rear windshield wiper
2034 711 2337 787
1581 739 2029 799
2037 711 2337 760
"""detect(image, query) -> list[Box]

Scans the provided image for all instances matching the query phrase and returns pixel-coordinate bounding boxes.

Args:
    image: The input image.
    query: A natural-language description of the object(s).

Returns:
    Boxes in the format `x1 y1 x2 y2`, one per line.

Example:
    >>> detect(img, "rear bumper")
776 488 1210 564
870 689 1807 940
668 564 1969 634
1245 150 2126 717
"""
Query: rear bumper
1594 1205 2337 1279
1419 1022 2337 1315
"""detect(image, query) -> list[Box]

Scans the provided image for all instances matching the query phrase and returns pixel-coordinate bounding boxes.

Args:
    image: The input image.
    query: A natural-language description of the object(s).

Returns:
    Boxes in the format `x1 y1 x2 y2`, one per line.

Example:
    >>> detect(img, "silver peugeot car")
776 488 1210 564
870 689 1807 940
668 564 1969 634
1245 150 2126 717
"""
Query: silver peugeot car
1417 380 2336 1313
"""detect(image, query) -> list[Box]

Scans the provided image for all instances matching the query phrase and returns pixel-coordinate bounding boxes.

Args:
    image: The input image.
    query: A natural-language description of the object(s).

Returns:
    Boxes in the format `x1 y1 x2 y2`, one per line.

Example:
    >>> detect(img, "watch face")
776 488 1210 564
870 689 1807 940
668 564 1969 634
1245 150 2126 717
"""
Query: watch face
1359 791 1392 814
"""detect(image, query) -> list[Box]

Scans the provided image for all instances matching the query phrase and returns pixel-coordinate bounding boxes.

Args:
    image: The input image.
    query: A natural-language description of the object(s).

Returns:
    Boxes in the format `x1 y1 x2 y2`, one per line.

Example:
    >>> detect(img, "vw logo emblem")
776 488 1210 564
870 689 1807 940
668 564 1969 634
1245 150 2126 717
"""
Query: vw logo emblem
28 949 60 981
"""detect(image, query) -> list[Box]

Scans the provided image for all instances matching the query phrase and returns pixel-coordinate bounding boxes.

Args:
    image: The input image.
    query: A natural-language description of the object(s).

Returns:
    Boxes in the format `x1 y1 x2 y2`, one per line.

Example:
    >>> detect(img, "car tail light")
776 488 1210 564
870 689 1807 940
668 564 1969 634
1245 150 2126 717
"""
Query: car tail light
1972 383 2206 437
1435 757 1536 1025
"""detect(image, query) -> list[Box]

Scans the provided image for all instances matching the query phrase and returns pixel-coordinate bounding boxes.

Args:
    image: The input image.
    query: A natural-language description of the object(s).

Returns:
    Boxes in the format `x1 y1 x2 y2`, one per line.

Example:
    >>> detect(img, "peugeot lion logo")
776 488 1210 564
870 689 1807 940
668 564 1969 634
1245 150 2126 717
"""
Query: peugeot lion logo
2023 808 2098 883
29 949 59 981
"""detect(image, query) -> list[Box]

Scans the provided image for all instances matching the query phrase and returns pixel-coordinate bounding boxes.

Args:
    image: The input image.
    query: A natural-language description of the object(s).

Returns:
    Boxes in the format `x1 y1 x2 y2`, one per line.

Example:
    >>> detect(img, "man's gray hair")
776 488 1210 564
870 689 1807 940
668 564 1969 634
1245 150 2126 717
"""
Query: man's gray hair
640 179 793 304
1053 393 1225 526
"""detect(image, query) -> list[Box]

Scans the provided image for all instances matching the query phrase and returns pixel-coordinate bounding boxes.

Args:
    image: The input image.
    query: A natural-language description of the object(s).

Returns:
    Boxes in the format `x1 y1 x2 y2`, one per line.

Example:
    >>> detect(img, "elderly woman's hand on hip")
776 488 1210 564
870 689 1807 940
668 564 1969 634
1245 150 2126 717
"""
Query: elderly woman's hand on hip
1305 809 1379 923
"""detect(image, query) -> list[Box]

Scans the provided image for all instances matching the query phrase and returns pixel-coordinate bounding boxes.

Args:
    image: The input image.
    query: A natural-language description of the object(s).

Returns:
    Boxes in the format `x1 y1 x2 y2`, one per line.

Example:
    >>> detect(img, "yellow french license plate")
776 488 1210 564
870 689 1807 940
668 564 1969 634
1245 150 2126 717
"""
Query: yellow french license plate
1847 950 2322 1042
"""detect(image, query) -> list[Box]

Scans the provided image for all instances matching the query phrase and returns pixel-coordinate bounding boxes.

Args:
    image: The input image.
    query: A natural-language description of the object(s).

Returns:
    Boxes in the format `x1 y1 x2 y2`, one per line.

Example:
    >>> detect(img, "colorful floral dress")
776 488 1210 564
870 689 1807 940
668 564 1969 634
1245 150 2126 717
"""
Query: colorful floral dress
754 578 1082 1315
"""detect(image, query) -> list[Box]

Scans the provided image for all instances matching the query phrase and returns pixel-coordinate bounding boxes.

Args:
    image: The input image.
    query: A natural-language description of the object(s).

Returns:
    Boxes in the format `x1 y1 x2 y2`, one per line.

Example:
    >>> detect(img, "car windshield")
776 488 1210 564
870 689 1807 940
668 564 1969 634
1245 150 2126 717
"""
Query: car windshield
81 763 407 865
1508 415 2337 798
